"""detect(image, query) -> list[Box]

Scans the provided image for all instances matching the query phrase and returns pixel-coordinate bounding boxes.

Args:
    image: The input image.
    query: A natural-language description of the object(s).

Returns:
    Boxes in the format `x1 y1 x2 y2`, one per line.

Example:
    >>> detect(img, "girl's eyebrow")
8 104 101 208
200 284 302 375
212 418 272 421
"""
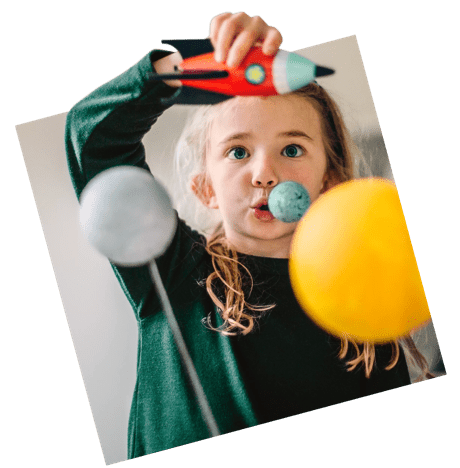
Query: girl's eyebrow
218 132 251 146
278 130 313 141
219 130 313 146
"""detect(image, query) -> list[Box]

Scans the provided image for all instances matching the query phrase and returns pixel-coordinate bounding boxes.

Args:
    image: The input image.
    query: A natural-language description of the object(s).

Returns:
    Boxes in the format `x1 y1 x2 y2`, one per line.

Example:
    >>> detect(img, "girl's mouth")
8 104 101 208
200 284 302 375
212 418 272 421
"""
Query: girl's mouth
254 203 275 221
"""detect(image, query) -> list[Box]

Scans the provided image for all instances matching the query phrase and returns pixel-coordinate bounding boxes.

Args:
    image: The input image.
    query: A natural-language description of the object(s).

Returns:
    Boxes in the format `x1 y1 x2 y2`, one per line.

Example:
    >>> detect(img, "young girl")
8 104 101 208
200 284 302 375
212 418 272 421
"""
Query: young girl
65 12 433 459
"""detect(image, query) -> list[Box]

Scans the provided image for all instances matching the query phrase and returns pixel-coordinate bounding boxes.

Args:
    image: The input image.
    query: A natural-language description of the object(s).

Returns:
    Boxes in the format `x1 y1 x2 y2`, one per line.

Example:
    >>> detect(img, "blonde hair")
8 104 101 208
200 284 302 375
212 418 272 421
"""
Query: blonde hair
173 83 434 380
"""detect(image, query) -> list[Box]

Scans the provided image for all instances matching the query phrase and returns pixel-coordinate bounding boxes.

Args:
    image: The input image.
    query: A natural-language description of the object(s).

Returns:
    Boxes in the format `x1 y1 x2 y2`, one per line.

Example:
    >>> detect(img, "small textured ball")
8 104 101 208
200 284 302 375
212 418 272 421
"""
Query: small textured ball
268 181 311 223
79 166 177 266
289 178 431 343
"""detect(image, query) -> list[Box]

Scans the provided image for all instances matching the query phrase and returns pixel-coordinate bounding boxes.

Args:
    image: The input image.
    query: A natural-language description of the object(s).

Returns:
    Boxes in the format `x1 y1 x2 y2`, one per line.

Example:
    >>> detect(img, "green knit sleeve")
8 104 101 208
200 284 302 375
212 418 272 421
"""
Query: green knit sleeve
64 51 185 317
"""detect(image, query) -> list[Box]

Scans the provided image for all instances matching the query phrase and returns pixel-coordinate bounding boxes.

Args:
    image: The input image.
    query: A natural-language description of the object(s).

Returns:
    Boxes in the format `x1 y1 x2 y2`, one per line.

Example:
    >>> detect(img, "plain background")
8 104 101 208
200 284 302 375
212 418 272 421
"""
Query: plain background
3 2 459 468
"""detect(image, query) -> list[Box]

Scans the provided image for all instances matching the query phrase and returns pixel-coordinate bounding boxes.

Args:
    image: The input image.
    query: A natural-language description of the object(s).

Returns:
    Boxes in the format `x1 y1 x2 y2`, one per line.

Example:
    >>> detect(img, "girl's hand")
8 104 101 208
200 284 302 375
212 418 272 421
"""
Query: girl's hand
154 52 183 88
210 12 283 68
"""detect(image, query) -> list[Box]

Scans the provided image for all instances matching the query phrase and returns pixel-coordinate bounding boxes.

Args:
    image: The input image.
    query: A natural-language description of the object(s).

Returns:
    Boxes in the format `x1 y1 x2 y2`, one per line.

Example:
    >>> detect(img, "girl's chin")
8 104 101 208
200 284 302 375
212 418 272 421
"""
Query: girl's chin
247 223 296 243
225 216 296 244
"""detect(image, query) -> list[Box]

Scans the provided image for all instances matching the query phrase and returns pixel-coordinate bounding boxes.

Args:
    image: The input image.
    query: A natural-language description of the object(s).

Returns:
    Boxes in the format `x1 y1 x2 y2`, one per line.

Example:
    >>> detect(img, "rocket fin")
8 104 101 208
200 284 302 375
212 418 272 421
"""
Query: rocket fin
315 65 335 77
149 70 228 81
162 39 214 59
174 86 233 105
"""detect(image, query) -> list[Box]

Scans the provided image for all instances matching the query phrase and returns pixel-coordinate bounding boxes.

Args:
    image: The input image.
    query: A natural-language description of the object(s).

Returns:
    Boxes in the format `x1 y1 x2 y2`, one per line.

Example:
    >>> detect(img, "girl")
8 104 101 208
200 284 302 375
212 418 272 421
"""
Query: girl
65 12 433 459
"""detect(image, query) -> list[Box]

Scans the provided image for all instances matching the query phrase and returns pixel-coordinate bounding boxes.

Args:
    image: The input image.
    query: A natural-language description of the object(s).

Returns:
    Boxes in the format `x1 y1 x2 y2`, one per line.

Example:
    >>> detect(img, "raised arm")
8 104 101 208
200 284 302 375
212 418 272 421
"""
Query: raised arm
65 50 195 315
65 50 182 200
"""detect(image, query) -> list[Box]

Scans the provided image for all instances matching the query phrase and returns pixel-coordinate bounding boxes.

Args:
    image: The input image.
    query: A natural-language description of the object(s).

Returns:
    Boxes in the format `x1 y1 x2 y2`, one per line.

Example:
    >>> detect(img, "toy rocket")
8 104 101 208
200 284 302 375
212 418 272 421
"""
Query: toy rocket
150 39 334 104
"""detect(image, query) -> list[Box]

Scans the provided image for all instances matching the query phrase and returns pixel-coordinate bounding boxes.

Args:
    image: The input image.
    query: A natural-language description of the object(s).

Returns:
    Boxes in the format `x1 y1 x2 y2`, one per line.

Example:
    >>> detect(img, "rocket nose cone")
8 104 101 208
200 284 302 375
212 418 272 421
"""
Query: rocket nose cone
272 50 334 94
273 51 313 94
285 52 317 91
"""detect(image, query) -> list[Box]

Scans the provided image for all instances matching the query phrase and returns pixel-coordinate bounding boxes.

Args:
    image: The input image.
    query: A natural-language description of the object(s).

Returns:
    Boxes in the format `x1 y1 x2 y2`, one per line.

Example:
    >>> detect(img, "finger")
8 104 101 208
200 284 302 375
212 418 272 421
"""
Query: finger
154 52 183 88
209 12 232 49
215 12 251 63
261 27 283 55
226 29 260 68
226 16 271 67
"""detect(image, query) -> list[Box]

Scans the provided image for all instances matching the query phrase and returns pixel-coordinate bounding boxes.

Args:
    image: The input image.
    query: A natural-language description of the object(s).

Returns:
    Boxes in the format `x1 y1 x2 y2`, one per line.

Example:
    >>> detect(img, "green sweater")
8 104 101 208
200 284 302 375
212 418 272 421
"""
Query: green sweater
65 51 410 459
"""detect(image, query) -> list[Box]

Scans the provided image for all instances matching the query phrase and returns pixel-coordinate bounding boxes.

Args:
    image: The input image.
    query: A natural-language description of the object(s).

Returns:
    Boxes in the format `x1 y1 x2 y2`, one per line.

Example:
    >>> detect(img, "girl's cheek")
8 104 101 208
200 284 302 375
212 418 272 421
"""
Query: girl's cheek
306 180 324 202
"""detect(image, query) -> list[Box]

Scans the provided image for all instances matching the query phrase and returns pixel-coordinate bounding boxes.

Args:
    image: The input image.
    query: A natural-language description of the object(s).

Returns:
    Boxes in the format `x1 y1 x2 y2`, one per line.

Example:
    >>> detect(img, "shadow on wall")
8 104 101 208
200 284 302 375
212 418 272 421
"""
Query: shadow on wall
357 133 394 179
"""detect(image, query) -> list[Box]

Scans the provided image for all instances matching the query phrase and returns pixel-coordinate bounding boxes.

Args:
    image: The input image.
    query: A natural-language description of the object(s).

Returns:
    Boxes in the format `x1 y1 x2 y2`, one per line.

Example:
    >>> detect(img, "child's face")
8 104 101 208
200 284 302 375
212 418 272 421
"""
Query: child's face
201 94 329 258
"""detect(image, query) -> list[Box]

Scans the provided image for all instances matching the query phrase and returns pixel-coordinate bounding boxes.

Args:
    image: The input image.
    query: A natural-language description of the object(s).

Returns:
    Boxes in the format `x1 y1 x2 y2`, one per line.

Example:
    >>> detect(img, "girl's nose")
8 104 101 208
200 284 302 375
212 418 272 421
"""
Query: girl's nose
251 154 279 188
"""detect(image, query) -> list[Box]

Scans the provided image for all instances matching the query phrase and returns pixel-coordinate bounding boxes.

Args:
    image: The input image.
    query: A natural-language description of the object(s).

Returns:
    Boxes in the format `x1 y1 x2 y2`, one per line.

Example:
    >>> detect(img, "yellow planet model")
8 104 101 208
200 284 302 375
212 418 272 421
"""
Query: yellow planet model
289 178 431 343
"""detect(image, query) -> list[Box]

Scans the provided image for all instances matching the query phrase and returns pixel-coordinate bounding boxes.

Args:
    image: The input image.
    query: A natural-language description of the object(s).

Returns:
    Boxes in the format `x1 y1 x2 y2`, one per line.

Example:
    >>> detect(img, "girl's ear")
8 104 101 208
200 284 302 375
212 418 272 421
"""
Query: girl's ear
191 173 219 209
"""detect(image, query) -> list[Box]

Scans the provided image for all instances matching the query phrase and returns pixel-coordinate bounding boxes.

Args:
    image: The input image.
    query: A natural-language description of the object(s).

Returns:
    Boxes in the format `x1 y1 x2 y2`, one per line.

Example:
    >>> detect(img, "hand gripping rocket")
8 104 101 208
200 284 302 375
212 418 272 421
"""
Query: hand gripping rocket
150 39 334 104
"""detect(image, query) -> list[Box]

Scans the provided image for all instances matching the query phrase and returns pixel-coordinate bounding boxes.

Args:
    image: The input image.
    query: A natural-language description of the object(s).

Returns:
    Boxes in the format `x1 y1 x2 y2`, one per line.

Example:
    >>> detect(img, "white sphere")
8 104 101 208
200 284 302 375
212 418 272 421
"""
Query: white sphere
79 166 177 266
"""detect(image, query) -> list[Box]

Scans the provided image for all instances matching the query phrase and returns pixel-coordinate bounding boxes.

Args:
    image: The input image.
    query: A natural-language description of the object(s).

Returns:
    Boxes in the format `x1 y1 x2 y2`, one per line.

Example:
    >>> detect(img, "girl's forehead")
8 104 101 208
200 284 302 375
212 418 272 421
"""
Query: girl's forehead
210 94 322 140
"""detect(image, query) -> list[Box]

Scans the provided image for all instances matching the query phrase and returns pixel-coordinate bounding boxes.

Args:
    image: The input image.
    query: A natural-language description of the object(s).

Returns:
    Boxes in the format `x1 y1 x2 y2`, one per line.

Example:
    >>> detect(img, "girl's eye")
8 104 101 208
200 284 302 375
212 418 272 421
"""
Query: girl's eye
228 147 249 160
282 144 304 158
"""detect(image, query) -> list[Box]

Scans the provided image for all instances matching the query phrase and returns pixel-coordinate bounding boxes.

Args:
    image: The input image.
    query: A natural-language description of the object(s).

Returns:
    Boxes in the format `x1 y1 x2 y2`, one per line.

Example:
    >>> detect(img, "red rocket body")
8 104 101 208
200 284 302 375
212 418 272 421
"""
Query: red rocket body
180 48 277 96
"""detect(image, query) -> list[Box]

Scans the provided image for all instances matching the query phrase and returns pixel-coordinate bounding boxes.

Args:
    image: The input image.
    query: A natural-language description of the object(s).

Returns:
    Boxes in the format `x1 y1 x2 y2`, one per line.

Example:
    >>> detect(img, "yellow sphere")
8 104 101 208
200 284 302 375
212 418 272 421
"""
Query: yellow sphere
289 178 431 343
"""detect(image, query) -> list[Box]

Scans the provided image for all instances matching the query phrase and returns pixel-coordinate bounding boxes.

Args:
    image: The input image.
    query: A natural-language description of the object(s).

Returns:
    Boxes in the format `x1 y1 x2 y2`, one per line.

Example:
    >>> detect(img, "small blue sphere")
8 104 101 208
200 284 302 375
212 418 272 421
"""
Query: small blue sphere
268 181 311 223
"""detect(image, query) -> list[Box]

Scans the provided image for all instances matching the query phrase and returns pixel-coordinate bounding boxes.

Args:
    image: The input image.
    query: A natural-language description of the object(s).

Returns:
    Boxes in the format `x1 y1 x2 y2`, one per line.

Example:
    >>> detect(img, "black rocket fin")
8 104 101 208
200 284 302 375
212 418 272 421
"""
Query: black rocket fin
149 70 229 81
174 86 233 105
162 39 214 59
315 65 335 77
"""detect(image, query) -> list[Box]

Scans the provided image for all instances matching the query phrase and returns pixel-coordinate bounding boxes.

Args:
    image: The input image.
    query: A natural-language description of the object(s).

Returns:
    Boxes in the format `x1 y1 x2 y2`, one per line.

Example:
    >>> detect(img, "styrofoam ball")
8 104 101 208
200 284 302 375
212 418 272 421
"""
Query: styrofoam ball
80 166 176 266
268 181 311 223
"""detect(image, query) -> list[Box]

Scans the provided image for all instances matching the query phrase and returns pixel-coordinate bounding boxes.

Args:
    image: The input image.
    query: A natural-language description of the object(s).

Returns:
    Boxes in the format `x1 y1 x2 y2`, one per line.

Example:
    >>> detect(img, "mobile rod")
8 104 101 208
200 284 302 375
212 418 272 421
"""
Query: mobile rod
148 260 221 437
